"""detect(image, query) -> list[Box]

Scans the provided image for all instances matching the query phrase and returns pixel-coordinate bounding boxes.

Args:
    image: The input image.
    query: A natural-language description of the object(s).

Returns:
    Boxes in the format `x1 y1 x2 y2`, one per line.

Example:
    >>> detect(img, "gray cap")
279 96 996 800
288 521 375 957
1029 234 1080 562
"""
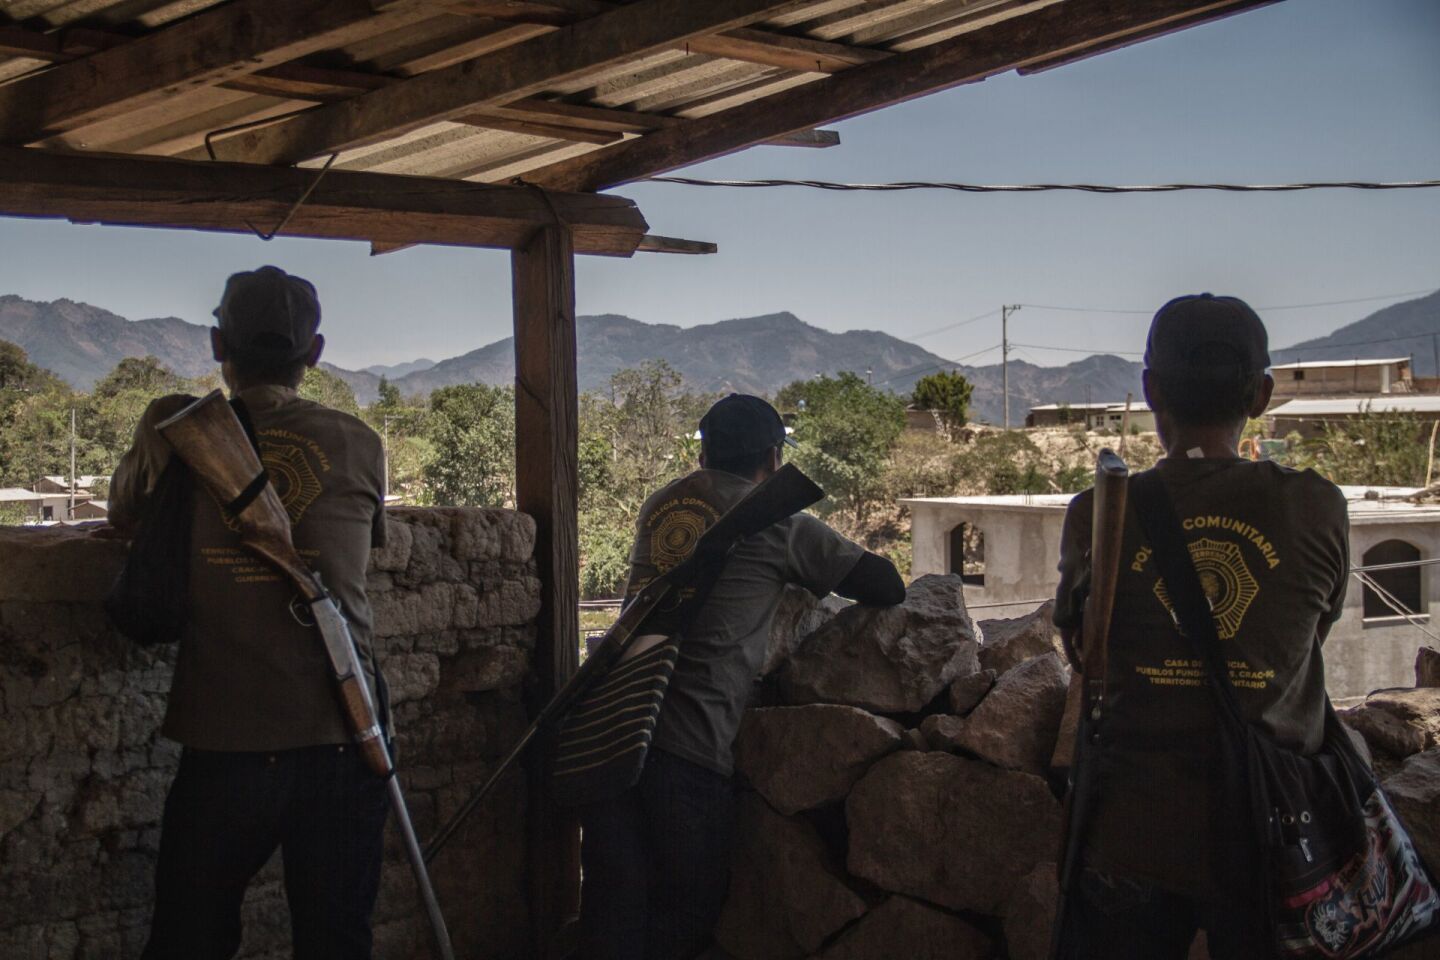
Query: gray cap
214 266 320 364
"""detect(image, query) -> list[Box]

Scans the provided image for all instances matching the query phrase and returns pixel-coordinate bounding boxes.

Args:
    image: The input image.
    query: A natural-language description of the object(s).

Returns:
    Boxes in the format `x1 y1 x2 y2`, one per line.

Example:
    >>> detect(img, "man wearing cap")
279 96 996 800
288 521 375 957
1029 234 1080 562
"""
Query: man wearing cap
1051 295 1349 958
111 266 389 959
578 394 906 960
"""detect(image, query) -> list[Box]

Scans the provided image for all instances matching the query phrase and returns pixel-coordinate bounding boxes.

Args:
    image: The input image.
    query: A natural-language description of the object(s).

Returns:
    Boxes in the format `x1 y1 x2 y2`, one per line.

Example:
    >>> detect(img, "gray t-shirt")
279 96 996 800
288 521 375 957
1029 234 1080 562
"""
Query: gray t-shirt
624 469 864 775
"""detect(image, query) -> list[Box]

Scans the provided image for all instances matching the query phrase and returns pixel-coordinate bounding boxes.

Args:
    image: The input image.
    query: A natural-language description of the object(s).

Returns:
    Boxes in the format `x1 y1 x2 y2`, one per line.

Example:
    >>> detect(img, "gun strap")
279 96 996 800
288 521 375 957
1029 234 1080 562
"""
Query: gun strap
224 397 271 515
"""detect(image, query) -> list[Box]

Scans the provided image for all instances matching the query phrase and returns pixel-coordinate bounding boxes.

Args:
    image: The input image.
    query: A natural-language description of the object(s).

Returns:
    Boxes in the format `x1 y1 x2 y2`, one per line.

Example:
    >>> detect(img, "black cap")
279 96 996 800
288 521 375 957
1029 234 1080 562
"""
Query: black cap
699 394 797 461
214 266 321 364
1144 293 1269 377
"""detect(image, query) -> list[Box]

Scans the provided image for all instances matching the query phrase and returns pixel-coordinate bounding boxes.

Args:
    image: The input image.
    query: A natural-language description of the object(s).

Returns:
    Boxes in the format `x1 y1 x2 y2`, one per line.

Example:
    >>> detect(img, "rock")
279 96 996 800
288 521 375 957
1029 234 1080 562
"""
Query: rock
1417 647 1440 688
847 751 1062 914
445 646 529 693
733 706 903 815
448 508 536 562
918 714 965 752
818 896 990 960
1382 748 1440 878
383 652 441 704
977 600 1063 675
948 669 996 715
764 585 847 676
1339 689 1440 759
1003 862 1058 960
371 582 458 637
715 794 867 960
950 653 1069 775
0 527 127 603
369 517 413 573
778 575 980 714
1050 678 1083 772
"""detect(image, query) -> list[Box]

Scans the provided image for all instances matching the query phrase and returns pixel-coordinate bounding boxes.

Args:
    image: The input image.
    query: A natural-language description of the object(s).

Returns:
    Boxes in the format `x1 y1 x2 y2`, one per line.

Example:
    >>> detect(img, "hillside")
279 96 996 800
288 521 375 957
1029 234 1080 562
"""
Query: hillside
387 312 959 400
0 295 215 389
1270 289 1440 375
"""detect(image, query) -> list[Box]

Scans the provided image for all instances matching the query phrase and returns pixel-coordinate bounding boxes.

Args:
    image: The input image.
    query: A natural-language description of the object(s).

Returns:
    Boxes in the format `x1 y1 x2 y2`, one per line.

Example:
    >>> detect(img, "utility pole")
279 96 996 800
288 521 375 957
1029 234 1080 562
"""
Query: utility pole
1001 304 1021 429
69 407 76 521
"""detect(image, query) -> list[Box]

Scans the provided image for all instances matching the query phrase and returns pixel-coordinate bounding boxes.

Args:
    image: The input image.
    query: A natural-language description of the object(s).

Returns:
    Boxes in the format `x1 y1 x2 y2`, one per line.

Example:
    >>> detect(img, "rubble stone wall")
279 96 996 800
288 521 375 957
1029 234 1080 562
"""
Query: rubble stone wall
728 577 1440 960
0 508 541 960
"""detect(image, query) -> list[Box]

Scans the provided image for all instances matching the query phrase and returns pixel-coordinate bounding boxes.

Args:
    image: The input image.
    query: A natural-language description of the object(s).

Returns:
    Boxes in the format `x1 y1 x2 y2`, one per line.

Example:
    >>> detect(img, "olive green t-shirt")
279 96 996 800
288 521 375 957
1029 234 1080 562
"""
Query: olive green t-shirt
624 469 865 776
111 385 386 751
1054 458 1349 896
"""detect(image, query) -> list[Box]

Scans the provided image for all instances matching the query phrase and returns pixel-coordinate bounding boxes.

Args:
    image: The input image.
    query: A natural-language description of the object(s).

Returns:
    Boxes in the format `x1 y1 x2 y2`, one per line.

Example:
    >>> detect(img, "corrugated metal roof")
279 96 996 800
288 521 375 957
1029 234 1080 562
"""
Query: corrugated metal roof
1270 358 1410 371
1269 396 1440 416
0 0 1274 204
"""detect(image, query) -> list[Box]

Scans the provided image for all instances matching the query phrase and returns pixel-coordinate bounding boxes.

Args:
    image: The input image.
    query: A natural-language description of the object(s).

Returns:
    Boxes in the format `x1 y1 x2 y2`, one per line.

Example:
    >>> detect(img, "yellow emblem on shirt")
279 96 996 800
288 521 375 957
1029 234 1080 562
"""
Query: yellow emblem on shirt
1152 537 1260 640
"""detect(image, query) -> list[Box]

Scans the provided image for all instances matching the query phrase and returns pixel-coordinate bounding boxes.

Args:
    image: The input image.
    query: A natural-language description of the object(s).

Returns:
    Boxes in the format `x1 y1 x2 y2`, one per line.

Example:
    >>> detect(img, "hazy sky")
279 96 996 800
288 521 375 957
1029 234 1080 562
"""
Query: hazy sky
1 0 1436 371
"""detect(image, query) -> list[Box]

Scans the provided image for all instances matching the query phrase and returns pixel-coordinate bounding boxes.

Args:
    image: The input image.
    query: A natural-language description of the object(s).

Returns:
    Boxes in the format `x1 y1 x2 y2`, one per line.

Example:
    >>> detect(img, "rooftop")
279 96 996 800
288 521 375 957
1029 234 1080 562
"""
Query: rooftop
1270 396 1440 417
1270 358 1410 371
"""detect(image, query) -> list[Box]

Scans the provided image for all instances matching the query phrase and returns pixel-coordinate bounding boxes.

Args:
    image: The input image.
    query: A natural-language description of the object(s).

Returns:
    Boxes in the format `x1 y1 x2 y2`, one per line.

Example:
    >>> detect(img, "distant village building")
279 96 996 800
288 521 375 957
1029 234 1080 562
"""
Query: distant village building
905 487 1440 697
1025 401 1154 432
1268 396 1440 440
1025 402 1112 428
0 476 104 522
1268 357 1413 402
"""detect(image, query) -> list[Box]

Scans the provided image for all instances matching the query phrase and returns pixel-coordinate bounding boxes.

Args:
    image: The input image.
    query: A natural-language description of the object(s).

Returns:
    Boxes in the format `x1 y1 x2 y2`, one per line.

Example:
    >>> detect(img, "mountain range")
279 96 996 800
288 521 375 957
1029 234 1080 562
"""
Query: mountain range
2 289 1436 425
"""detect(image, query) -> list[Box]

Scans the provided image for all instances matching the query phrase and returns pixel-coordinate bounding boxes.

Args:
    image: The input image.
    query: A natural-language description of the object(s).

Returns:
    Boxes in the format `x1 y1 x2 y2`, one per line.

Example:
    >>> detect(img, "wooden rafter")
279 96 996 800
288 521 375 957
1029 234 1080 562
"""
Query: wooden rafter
0 146 648 255
524 0 1277 191
209 0 814 165
0 0 430 144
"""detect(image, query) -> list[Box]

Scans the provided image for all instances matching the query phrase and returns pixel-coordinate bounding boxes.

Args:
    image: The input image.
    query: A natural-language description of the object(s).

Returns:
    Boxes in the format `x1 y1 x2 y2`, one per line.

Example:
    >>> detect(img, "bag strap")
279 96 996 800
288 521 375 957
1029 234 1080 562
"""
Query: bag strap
1129 471 1249 734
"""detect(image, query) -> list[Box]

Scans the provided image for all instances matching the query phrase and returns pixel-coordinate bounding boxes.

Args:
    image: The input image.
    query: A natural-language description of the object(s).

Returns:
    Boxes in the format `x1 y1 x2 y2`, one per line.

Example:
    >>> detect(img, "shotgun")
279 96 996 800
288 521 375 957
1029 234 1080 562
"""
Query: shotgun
424 462 825 863
155 390 454 960
1049 448 1129 960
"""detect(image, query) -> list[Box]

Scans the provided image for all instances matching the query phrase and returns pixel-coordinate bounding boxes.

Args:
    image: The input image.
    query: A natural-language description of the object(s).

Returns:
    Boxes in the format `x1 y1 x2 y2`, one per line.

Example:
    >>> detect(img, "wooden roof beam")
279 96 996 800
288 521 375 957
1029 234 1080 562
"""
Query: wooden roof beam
210 0 815 165
0 0 431 145
524 0 1278 192
0 146 649 255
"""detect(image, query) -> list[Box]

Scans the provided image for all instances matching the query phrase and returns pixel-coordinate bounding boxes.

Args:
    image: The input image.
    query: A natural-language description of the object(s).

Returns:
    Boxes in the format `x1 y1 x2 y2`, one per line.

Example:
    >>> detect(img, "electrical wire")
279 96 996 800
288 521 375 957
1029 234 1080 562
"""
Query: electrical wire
906 308 1001 341
645 176 1440 194
1351 569 1440 644
872 342 1003 386
1018 289 1438 316
1010 342 1143 357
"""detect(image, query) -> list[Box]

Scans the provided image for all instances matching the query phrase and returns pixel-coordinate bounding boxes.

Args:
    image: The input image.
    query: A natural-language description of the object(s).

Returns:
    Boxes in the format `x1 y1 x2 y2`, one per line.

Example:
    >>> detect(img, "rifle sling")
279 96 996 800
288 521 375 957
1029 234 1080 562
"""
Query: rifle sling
223 397 271 516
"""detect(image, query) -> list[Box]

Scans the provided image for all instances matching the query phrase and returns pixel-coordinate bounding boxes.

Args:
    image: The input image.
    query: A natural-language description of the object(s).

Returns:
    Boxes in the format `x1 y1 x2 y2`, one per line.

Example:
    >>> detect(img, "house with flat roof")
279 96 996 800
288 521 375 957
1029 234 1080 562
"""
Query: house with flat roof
904 486 1440 698
1026 402 1113 428
1269 395 1440 439
1269 357 1413 402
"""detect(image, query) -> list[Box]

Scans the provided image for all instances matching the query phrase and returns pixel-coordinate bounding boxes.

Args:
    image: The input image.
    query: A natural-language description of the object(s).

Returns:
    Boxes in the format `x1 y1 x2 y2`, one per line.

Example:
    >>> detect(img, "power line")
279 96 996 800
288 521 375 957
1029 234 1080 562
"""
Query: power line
1017 288 1437 316
1010 341 1144 357
646 176 1440 194
873 342 1002 387
1273 331 1440 355
906 308 1001 341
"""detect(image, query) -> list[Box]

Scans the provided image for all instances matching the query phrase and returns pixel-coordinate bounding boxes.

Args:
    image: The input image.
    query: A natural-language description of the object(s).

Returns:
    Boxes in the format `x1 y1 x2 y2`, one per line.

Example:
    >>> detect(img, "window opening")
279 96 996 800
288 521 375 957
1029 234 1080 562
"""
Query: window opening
947 522 985 586
1362 539 1422 619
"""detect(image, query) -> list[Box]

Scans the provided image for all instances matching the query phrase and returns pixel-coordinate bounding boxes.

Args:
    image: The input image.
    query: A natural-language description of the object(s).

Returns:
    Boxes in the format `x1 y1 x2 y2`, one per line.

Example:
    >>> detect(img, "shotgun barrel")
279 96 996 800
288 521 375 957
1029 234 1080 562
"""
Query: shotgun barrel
156 390 455 960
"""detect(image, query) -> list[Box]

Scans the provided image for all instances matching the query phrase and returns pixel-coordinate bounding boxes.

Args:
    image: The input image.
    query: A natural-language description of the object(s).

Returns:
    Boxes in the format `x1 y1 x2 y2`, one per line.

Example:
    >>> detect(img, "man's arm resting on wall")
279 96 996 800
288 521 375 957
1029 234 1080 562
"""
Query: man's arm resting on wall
834 552 906 606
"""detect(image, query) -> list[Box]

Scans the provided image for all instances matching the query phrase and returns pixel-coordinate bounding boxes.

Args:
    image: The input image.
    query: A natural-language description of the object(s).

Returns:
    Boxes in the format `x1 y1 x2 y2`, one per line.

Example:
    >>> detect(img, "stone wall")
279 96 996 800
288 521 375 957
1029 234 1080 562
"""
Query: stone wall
0 508 541 960
724 577 1440 960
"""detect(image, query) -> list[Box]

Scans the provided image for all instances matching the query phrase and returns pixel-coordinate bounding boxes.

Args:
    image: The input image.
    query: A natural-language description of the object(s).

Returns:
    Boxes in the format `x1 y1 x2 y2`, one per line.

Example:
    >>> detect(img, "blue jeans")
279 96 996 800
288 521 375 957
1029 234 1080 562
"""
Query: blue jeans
141 745 389 960
577 748 737 960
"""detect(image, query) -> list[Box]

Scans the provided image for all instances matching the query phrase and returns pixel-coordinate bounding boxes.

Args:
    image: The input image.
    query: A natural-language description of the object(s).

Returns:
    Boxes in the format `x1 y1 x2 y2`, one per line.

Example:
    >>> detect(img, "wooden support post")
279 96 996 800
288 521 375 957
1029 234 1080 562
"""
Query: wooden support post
512 223 582 954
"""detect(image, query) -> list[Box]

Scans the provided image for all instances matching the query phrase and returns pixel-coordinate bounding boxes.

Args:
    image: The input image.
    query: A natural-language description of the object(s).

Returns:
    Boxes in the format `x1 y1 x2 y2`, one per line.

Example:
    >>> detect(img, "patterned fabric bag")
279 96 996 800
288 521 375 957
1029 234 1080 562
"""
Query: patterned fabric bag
1133 473 1440 959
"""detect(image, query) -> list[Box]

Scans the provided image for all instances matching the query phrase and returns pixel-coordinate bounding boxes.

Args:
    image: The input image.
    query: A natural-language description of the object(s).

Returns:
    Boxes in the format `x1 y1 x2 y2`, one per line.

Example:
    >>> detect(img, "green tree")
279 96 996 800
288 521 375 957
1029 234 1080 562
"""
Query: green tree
776 372 906 527
299 366 361 416
911 370 973 435
80 356 188 471
421 383 515 507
